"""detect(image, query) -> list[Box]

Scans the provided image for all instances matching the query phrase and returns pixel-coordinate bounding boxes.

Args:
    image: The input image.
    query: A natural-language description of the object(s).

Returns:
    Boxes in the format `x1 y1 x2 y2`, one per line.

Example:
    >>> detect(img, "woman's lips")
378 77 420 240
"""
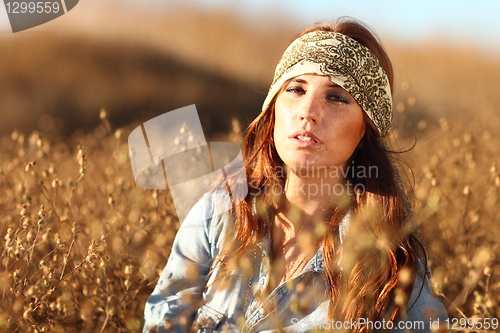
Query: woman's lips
289 131 321 146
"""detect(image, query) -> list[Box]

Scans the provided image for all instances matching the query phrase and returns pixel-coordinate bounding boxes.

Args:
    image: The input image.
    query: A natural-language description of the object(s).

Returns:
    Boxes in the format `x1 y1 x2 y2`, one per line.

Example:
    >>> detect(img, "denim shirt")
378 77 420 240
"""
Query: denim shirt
144 190 448 332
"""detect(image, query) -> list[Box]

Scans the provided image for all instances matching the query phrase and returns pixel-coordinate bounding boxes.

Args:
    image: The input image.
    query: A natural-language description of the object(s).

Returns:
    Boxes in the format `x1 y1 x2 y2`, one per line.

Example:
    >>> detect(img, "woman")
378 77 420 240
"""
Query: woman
144 18 448 332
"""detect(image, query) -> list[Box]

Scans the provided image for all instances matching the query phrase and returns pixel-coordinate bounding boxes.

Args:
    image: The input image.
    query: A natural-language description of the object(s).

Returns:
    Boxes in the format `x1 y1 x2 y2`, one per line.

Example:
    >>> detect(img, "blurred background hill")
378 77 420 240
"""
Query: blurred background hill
0 7 276 136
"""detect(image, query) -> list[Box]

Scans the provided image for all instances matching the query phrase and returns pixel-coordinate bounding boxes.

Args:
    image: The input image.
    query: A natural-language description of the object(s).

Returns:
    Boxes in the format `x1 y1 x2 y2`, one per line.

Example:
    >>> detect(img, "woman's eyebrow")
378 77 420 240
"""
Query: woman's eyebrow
291 78 307 83
289 77 342 90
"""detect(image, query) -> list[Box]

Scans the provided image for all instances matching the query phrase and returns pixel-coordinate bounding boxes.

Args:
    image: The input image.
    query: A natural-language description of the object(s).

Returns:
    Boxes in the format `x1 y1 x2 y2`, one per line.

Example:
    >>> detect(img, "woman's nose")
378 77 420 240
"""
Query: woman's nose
298 94 318 123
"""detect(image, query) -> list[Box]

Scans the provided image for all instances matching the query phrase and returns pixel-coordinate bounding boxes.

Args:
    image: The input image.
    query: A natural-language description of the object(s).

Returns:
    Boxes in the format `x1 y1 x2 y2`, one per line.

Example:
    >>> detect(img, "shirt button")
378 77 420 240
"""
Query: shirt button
258 307 266 315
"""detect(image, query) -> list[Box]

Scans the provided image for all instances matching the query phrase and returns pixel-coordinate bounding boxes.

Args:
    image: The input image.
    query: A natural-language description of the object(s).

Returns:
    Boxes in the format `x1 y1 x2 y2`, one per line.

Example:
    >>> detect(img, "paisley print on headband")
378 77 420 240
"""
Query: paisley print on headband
262 31 392 136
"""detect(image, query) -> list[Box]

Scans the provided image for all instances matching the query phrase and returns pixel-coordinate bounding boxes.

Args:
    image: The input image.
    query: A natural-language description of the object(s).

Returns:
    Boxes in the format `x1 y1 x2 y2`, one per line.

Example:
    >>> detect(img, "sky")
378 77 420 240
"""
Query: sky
0 0 499 51
203 0 500 50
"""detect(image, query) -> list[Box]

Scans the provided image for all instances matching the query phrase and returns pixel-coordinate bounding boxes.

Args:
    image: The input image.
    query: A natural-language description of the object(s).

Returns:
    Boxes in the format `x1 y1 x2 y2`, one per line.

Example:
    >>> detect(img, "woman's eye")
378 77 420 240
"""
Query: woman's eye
327 94 349 104
285 86 305 94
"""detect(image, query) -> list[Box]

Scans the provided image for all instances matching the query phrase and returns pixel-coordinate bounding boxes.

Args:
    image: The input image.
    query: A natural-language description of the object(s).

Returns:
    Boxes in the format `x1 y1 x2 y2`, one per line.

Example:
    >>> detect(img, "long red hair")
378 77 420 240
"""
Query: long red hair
219 18 424 332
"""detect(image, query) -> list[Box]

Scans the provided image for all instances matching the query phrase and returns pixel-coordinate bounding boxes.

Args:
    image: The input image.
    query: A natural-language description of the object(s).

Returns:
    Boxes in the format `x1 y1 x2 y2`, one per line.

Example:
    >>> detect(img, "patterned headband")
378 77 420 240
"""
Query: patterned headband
262 30 393 136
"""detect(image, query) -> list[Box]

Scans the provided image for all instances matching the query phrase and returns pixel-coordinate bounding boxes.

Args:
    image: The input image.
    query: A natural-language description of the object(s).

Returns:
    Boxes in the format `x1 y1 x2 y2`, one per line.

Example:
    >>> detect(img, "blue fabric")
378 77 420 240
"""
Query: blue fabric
144 190 448 332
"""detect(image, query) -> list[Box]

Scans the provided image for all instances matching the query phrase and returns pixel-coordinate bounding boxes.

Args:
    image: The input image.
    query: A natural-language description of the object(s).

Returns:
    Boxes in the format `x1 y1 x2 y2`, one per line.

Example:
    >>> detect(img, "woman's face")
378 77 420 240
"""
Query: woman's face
273 74 366 177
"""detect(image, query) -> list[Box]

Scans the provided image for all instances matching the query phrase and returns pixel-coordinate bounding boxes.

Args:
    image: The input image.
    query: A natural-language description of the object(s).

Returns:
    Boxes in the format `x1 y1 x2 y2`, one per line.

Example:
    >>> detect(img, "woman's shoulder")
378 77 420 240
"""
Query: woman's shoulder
181 184 244 246
192 159 248 219
190 182 245 221
184 188 231 223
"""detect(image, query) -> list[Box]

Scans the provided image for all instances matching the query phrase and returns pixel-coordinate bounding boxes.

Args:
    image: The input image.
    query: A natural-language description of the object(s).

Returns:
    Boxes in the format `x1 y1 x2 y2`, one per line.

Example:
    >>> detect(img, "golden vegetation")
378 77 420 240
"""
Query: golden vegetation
0 115 177 332
0 7 499 332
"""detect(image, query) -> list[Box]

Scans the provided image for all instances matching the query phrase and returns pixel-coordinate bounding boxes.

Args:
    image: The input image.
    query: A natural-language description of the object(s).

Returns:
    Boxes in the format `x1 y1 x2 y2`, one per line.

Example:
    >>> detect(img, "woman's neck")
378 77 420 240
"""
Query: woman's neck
279 169 347 223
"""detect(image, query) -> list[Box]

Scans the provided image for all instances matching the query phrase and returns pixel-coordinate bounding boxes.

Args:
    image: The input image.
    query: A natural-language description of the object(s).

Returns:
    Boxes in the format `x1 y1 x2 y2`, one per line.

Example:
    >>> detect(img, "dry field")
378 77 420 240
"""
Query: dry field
0 7 499 332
